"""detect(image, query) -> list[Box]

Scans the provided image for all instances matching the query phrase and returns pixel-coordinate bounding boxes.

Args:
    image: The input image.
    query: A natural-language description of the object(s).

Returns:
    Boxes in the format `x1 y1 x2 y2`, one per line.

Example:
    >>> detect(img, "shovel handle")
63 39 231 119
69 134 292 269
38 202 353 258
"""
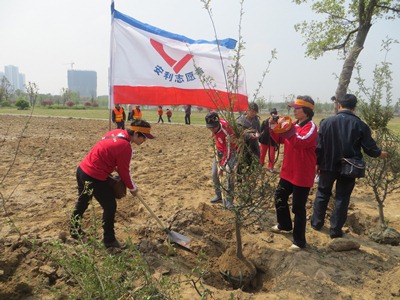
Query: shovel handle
134 193 168 231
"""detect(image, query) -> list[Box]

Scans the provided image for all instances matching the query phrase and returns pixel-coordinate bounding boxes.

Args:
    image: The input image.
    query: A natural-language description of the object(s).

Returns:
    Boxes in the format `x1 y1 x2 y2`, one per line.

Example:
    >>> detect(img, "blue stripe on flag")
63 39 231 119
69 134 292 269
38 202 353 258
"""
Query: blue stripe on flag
111 4 237 49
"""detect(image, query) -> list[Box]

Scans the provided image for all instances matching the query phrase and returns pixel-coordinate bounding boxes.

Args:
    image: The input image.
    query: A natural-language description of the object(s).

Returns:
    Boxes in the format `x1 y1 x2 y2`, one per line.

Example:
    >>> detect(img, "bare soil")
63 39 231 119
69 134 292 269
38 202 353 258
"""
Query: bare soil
1 115 400 299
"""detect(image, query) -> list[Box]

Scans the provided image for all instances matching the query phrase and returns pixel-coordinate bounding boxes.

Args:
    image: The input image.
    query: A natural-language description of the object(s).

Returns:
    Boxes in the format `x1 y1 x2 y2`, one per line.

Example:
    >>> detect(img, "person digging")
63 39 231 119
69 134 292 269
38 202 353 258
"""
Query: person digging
70 119 155 248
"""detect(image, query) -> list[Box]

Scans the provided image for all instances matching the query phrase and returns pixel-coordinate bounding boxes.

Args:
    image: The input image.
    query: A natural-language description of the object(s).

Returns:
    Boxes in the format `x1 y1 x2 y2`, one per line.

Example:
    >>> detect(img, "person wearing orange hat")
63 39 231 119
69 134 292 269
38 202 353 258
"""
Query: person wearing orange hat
70 119 155 248
269 95 318 250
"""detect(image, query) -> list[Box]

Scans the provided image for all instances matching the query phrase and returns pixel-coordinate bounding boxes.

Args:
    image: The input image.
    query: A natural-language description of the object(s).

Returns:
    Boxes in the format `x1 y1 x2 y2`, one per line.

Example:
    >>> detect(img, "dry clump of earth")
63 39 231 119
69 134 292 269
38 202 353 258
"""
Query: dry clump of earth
1 115 400 299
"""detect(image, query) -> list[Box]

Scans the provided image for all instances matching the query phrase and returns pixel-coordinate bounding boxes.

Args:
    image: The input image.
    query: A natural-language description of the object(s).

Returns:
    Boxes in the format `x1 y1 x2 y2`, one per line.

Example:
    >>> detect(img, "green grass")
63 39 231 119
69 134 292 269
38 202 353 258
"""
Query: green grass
0 107 207 125
1 107 400 131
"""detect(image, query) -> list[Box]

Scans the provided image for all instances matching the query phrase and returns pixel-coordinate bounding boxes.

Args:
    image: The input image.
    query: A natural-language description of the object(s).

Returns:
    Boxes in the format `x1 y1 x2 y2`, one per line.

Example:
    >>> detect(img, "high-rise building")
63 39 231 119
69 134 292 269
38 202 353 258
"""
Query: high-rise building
67 70 97 98
4 65 26 91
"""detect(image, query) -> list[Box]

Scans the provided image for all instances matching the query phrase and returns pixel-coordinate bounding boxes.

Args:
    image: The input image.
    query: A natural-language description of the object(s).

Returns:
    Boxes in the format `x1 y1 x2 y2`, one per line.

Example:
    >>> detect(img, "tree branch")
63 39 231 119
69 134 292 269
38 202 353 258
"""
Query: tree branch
323 28 359 52
319 9 355 23
376 4 400 13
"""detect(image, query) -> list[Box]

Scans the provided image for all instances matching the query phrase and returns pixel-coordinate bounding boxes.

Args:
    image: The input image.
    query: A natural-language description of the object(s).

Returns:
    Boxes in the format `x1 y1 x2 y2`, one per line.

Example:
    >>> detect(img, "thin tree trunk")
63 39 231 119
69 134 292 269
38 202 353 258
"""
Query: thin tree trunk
377 200 387 229
235 213 243 259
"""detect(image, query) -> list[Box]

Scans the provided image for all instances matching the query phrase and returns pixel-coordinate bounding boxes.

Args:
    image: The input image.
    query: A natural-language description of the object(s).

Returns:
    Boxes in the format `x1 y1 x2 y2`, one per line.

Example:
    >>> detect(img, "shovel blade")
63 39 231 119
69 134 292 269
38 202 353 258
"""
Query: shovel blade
167 230 191 249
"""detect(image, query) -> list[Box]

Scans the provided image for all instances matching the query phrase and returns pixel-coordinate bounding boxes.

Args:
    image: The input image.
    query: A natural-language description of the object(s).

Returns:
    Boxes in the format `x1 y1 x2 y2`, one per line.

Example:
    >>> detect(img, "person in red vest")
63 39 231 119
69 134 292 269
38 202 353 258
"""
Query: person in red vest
166 108 172 122
70 119 155 248
157 106 164 123
112 103 126 129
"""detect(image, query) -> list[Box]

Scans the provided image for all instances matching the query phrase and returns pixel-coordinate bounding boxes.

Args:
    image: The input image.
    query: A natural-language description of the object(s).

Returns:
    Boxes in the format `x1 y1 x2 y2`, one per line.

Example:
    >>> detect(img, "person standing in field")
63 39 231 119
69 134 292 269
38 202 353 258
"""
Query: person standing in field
260 108 279 172
157 106 164 123
130 105 142 120
236 102 261 175
70 119 155 248
166 108 172 122
184 105 192 125
112 103 126 129
270 96 317 250
310 94 388 239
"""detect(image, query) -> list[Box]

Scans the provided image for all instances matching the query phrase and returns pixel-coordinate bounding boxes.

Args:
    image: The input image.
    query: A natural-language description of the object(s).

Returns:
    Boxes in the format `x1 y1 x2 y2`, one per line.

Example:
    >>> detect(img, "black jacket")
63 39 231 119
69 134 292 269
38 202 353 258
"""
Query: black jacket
316 110 382 172
259 119 277 147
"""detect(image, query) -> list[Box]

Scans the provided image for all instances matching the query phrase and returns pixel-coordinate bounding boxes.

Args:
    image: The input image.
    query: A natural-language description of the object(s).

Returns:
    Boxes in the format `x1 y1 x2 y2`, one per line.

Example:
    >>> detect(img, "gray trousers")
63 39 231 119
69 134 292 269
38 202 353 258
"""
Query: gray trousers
212 152 237 202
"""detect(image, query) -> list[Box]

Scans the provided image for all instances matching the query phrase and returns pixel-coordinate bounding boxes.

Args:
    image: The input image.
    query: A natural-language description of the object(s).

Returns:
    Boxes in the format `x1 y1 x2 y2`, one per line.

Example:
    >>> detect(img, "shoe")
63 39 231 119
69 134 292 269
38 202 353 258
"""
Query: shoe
271 225 292 234
330 229 343 239
268 168 276 173
311 225 322 231
330 233 343 239
210 196 223 204
224 200 234 209
289 244 301 251
104 239 122 249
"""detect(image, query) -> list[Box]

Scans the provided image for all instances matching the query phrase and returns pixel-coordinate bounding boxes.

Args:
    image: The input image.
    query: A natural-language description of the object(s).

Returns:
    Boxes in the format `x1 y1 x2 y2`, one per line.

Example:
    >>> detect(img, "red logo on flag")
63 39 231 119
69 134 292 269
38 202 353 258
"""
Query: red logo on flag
150 39 193 73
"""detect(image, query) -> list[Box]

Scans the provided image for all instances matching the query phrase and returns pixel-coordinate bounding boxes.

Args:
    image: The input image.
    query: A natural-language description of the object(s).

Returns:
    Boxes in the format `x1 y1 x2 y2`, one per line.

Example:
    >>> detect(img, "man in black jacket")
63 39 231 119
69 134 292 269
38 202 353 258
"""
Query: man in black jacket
310 94 388 238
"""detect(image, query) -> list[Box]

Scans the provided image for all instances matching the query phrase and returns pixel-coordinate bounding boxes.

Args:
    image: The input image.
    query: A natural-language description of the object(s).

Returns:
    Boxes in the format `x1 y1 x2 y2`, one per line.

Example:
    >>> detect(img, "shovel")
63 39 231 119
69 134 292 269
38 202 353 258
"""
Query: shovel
134 193 191 250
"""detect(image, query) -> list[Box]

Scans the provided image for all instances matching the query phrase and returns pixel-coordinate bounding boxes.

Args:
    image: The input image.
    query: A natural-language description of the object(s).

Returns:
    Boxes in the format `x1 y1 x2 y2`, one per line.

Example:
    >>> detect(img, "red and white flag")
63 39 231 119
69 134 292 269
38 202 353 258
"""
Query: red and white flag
109 3 248 111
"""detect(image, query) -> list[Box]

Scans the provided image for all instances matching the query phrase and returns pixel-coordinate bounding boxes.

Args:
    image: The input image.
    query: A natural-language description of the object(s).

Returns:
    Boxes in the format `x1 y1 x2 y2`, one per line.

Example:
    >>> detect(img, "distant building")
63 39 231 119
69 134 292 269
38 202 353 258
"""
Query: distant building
67 70 97 98
4 65 26 91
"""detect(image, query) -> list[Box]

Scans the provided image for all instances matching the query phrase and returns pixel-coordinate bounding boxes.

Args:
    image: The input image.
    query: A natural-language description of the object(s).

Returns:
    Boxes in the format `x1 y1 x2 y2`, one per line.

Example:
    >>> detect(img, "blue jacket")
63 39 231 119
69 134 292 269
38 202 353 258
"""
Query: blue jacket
316 110 382 172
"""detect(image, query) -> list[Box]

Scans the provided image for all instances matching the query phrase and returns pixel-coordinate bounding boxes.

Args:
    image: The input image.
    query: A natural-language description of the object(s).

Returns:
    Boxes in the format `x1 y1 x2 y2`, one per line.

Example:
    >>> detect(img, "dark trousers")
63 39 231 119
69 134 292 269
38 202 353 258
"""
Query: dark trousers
311 171 355 237
185 114 191 124
157 116 164 123
116 121 125 129
71 166 117 243
167 116 171 122
275 178 310 248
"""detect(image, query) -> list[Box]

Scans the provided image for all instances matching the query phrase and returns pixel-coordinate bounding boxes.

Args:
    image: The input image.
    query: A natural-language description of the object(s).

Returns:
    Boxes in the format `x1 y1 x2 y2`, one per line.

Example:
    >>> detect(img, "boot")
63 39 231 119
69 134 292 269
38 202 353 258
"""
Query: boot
210 195 222 203
224 200 233 209
103 239 123 249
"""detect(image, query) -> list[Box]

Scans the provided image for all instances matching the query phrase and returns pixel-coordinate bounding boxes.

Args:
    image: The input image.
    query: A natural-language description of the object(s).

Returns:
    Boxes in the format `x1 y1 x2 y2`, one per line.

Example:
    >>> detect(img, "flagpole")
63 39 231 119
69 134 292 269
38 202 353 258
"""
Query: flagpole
108 0 115 131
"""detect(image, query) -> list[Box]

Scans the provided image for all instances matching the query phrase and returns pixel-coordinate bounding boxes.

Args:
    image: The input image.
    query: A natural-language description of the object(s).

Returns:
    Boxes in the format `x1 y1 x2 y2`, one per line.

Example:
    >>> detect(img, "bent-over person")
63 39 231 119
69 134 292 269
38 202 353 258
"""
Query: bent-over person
70 119 155 248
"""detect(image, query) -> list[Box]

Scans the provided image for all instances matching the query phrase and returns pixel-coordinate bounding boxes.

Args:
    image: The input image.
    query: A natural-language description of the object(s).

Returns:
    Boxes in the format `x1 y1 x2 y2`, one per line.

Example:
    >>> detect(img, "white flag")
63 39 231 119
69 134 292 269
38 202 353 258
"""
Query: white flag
109 3 248 111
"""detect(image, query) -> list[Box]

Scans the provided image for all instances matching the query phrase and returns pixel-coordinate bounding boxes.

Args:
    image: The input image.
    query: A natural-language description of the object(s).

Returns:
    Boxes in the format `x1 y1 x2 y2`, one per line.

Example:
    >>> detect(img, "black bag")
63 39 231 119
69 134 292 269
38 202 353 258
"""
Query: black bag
107 175 127 199
340 158 366 178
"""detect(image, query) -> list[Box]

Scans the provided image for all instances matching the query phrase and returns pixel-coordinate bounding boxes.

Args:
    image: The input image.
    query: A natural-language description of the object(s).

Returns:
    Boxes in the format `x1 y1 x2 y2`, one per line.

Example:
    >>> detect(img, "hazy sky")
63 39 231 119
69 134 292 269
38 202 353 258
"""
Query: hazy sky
1 0 399 104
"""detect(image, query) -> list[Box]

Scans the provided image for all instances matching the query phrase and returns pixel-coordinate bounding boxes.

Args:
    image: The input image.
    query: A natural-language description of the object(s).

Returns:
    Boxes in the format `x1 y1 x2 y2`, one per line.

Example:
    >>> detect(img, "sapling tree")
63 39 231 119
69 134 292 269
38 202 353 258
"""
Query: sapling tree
200 0 278 266
1 82 46 238
26 81 39 107
0 76 14 104
353 39 400 232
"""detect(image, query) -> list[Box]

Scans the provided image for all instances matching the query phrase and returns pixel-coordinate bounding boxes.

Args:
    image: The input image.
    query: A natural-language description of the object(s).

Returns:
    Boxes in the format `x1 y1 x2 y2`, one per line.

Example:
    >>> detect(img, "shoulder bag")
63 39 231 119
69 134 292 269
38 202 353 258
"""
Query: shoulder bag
334 118 366 178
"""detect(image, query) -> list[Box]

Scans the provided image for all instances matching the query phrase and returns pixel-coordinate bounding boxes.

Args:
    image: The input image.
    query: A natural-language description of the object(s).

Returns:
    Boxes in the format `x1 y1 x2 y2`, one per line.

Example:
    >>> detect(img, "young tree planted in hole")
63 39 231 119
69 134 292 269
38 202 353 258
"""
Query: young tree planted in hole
200 0 278 266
